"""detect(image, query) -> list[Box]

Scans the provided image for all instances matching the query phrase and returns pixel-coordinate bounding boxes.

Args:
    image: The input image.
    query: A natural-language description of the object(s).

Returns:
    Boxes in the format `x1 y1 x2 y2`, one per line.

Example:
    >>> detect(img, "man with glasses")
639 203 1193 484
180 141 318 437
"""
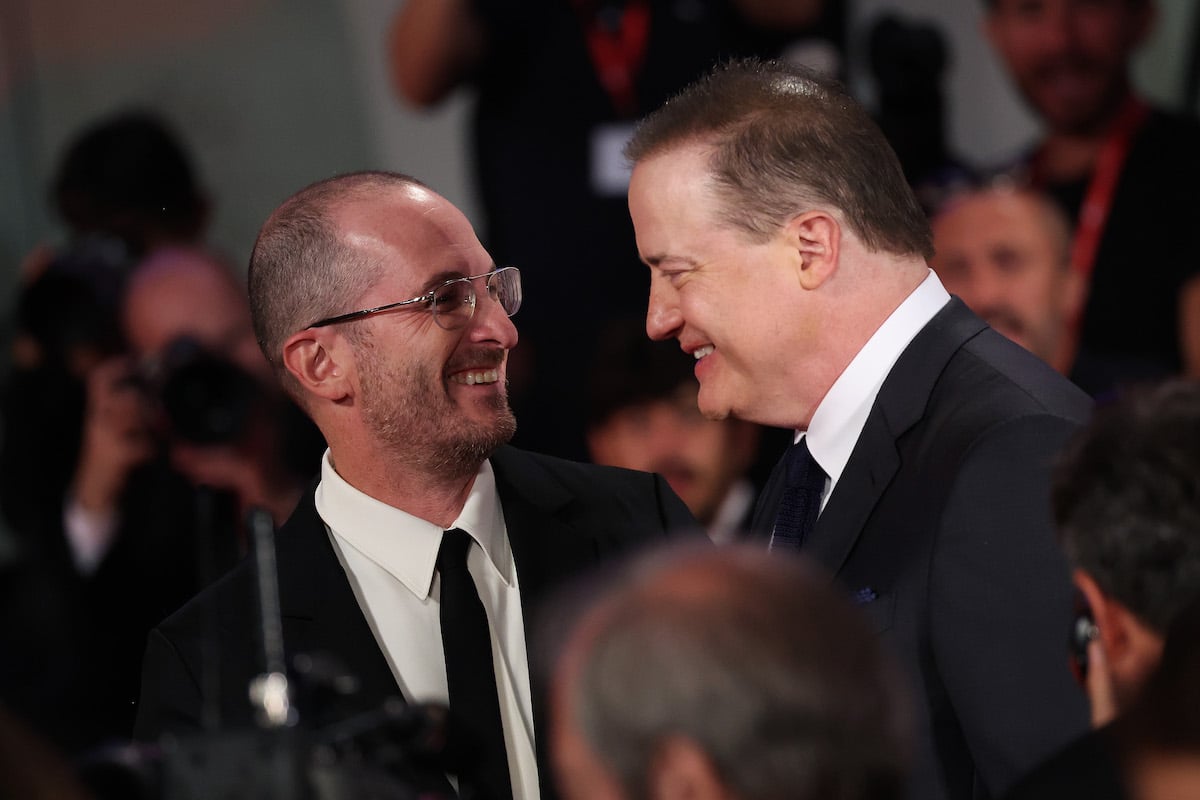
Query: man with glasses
625 60 1092 800
133 171 697 799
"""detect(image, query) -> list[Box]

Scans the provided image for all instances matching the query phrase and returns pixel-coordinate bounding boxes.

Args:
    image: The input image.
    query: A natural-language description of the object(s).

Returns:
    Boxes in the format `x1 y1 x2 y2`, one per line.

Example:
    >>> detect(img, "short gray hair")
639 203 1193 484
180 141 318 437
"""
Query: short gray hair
247 171 426 393
564 545 910 800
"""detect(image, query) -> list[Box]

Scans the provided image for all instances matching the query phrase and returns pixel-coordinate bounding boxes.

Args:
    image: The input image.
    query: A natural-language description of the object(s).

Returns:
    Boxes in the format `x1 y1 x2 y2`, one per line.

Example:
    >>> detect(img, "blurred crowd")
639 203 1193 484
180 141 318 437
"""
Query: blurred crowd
0 1 1198 799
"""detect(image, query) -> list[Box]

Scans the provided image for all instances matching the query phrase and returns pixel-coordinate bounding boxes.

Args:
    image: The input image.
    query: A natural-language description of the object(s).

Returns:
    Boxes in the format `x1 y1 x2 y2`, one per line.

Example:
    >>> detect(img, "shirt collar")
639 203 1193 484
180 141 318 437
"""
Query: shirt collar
803 270 951 488
315 450 512 599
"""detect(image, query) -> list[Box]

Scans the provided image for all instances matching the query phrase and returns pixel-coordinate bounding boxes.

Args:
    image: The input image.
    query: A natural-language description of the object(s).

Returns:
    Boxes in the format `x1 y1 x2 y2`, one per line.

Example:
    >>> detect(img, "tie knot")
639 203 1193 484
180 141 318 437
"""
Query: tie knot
438 528 474 572
786 438 826 493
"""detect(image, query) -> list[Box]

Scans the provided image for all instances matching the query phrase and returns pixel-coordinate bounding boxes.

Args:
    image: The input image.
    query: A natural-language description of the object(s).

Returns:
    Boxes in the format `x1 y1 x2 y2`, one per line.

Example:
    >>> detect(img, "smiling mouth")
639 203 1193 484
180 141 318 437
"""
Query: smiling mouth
450 369 500 385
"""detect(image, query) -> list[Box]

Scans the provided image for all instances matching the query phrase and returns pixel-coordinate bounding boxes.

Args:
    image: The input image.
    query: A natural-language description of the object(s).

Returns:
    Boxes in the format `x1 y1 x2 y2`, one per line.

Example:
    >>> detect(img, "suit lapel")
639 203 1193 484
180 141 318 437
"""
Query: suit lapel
490 446 602 792
273 486 402 719
490 446 600 613
806 300 987 576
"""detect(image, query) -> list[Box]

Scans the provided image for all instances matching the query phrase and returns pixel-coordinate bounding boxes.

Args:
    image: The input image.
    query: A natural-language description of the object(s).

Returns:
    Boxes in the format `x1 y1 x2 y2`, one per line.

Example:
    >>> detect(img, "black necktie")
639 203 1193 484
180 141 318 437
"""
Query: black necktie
437 528 513 800
771 438 826 550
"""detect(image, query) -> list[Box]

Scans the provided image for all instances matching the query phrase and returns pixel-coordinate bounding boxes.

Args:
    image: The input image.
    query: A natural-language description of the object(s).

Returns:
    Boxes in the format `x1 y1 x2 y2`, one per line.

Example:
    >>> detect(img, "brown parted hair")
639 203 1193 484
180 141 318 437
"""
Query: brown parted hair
624 58 934 261
247 171 426 396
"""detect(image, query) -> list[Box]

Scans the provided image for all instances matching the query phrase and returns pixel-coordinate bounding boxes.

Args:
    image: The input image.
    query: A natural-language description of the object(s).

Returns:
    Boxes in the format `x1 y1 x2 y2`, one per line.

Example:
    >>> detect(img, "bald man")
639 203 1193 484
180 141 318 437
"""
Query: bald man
133 172 698 800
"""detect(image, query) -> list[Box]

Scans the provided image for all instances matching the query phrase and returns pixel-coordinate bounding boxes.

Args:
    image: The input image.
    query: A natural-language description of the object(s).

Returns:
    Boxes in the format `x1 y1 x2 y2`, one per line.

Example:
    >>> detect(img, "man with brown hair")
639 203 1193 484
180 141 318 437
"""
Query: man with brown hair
625 59 1091 799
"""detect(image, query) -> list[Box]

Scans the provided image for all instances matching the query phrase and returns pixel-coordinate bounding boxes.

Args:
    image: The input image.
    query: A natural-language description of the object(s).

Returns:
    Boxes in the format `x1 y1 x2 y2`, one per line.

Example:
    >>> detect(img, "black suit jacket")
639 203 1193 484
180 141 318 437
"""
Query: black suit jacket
752 299 1092 800
133 445 698 795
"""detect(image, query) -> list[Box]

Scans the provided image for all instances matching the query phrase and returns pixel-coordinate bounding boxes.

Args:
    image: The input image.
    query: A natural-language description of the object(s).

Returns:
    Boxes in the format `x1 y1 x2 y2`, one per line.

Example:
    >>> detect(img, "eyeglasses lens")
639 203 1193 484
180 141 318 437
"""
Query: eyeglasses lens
430 268 522 330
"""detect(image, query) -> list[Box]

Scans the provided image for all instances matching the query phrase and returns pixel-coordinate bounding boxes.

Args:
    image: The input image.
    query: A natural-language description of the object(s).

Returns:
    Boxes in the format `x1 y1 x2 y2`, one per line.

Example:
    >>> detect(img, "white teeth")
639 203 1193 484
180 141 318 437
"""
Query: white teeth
693 345 714 360
451 369 499 385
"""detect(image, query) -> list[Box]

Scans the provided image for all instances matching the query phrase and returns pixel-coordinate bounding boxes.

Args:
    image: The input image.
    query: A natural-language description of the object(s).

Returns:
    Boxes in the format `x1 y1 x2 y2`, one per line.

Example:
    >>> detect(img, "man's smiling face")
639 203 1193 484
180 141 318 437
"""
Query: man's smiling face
337 186 518 476
629 143 813 428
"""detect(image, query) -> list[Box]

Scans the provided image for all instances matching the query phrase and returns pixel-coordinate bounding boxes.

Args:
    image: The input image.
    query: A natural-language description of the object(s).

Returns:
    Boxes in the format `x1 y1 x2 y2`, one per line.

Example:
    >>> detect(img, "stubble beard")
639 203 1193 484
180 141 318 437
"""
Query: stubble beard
358 343 517 481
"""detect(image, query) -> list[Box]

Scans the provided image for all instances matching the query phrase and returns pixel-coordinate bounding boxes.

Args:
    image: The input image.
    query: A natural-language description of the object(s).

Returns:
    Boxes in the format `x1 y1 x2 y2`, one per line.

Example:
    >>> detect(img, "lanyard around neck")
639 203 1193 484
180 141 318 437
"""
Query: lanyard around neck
574 0 651 118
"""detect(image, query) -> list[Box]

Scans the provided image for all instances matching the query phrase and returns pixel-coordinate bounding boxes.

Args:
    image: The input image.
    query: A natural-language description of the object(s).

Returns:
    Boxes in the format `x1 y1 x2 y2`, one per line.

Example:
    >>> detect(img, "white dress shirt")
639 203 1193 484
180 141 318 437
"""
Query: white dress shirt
801 270 951 510
315 452 539 799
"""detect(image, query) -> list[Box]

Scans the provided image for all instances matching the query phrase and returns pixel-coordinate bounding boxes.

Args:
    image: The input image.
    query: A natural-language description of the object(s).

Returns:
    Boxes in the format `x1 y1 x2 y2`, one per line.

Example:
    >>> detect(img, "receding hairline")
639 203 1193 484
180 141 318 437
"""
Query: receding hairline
261 171 433 234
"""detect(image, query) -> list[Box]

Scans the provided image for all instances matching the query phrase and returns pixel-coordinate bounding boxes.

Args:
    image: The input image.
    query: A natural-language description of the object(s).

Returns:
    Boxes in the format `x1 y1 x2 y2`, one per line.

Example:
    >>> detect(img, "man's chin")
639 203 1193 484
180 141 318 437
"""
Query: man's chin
696 388 730 422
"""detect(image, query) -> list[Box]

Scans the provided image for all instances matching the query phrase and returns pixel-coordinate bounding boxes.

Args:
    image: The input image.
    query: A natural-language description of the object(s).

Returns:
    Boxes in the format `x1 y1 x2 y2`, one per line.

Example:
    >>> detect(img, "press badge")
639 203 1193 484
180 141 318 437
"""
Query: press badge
589 122 637 197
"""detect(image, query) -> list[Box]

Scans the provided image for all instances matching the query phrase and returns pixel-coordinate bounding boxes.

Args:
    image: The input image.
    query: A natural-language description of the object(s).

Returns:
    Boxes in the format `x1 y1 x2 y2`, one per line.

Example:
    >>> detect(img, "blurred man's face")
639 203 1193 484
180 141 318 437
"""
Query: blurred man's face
986 0 1152 134
123 248 269 382
932 190 1081 370
587 385 757 526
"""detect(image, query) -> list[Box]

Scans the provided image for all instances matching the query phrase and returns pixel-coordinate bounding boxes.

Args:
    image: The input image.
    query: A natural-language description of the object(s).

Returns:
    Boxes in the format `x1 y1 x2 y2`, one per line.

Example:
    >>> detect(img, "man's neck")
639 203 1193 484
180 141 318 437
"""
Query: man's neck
328 446 480 528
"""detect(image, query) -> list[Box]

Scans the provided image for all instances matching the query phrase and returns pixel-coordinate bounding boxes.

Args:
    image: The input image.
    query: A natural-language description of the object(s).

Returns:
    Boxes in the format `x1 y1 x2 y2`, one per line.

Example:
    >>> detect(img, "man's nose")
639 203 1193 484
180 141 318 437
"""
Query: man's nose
646 279 682 341
469 283 519 349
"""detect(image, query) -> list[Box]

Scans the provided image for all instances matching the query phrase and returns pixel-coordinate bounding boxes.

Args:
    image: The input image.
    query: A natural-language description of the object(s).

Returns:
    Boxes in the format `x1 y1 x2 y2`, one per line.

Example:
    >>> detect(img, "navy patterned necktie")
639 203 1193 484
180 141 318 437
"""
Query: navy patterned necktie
437 528 513 800
771 438 827 550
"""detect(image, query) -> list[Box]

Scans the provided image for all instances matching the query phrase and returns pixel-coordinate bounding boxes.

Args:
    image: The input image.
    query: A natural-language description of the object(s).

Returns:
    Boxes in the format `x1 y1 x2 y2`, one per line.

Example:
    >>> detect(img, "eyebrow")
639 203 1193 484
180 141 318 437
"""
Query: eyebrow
644 253 699 269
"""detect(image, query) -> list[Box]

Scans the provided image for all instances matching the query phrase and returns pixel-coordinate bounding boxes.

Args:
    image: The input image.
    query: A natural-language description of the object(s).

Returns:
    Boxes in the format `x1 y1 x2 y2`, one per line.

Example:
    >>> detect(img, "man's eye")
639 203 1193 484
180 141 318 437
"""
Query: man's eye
433 282 468 307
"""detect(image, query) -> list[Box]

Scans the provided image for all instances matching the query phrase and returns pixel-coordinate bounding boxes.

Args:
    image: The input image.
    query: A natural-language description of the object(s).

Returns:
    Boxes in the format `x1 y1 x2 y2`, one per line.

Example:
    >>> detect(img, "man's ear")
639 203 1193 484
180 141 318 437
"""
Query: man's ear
1075 570 1119 655
647 737 732 800
282 328 353 403
785 210 840 291
1074 569 1164 695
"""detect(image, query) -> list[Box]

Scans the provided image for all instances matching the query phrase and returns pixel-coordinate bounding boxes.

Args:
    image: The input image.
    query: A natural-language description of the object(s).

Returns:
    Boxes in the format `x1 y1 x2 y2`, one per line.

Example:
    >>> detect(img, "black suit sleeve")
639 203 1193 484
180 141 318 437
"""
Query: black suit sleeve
648 472 704 541
133 627 205 741
930 413 1089 796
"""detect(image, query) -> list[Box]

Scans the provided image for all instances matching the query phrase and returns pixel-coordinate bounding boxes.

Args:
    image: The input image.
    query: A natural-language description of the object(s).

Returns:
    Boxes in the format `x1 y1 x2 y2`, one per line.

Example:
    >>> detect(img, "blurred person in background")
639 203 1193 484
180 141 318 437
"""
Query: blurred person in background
0 110 219 757
584 321 763 543
931 184 1083 378
120 246 323 527
1004 379 1200 799
984 0 1200 381
928 182 1161 397
548 544 910 800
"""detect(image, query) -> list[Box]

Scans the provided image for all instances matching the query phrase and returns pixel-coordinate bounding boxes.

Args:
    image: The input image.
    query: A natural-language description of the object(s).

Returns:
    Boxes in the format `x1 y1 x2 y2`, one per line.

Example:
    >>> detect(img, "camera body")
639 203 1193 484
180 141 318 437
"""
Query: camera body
146 336 264 446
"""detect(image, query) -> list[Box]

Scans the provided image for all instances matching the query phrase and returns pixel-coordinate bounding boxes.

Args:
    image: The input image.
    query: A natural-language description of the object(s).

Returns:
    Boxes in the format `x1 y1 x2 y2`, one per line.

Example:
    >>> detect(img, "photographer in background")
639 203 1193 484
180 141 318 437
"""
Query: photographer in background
120 246 322 528
0 245 322 759
0 111 219 757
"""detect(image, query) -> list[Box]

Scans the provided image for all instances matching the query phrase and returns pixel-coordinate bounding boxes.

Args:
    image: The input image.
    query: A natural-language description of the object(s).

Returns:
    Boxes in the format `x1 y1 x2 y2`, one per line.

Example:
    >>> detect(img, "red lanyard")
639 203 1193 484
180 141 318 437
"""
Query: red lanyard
1033 95 1149 282
574 0 651 118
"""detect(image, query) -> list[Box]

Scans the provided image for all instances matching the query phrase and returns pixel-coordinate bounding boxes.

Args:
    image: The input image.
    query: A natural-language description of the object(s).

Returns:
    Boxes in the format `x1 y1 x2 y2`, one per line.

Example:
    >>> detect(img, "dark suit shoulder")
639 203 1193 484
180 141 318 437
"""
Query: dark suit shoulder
952 328 1092 422
490 445 699 537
